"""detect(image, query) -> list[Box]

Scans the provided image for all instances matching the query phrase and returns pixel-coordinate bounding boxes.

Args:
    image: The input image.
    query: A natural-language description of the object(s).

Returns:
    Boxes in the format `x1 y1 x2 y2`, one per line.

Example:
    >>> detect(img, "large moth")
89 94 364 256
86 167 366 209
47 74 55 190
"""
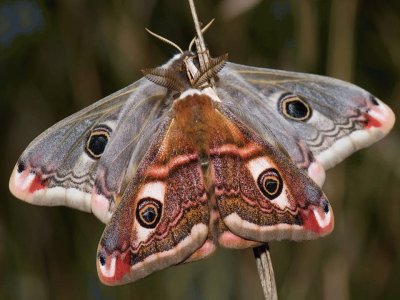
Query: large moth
9 0 395 286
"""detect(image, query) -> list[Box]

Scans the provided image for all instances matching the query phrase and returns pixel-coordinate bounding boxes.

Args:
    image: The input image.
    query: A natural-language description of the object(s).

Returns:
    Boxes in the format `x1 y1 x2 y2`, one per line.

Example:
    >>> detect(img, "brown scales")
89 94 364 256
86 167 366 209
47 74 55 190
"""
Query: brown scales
99 90 331 280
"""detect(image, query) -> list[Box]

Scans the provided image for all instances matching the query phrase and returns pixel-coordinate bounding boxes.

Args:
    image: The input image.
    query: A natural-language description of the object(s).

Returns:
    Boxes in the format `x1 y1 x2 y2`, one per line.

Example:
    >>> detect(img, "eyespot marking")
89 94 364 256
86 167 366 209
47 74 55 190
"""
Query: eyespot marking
257 168 283 200
279 93 312 121
322 199 329 213
136 198 163 229
369 95 379 106
98 252 106 266
17 161 26 173
86 125 112 159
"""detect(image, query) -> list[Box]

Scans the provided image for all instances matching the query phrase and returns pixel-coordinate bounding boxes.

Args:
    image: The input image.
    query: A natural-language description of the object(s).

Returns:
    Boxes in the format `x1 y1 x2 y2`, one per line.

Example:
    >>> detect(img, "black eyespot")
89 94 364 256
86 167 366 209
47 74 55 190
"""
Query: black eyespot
294 214 302 225
369 95 379 106
279 94 312 121
86 125 111 159
322 199 330 213
98 252 106 266
136 198 162 229
17 161 26 173
257 168 283 200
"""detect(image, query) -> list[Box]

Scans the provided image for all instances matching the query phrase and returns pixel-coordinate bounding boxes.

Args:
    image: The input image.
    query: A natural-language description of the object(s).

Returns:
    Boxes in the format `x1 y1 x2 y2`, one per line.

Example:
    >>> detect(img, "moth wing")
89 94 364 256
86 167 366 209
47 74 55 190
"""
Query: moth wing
89 80 170 222
9 78 167 223
208 105 333 246
96 113 210 285
217 62 395 186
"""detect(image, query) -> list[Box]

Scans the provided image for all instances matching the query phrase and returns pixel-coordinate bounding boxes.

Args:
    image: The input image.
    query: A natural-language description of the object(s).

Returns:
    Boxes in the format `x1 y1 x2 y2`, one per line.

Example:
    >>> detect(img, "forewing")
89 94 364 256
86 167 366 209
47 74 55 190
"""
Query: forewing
9 78 168 223
217 62 395 185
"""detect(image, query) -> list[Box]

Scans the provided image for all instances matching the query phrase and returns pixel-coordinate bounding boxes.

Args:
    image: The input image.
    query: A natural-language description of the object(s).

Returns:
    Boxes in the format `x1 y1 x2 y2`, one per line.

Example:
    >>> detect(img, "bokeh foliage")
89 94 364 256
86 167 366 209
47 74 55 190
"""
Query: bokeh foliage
0 0 399 299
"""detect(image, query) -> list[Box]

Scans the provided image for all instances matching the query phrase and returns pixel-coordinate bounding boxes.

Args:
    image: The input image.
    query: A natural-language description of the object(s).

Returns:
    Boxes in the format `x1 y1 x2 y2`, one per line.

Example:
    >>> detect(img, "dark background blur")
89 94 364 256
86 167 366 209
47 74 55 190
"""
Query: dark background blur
0 0 399 299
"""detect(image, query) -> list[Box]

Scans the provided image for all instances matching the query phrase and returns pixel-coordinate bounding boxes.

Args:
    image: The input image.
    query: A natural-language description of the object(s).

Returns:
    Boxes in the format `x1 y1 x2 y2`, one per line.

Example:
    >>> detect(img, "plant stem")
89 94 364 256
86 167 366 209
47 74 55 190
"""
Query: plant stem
253 244 278 300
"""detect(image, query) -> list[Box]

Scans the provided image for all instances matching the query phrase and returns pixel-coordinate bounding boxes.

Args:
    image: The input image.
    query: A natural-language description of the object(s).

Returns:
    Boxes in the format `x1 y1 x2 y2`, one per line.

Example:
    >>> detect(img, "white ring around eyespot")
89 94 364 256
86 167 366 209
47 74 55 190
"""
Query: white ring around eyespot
246 157 273 181
137 181 166 203
246 157 290 210
134 181 166 244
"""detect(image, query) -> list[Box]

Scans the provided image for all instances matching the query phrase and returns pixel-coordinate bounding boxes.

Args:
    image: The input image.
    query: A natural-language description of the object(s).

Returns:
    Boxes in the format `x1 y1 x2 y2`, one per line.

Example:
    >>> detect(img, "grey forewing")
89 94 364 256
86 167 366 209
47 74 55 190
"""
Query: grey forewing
19 81 138 193
217 62 374 170
18 77 170 216
94 80 172 206
216 64 313 169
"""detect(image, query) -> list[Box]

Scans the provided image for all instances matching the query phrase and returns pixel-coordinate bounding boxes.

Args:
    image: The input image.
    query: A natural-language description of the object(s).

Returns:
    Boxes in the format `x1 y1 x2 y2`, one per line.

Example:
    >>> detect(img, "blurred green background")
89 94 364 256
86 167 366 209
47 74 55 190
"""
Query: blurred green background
0 0 399 299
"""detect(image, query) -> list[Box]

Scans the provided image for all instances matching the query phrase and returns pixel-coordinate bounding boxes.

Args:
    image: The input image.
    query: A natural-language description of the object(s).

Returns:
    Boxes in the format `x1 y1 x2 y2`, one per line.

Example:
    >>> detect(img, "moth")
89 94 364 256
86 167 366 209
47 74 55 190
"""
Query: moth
9 0 395 286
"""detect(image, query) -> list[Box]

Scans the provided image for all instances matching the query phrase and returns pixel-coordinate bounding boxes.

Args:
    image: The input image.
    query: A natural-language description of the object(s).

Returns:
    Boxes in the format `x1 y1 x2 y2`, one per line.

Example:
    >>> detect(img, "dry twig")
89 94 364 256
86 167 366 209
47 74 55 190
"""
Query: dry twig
253 244 278 300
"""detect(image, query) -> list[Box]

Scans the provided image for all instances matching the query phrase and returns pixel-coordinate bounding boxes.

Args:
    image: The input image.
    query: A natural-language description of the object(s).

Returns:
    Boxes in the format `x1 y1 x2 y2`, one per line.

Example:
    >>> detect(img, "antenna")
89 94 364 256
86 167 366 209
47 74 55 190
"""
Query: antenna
145 28 184 54
188 18 215 52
